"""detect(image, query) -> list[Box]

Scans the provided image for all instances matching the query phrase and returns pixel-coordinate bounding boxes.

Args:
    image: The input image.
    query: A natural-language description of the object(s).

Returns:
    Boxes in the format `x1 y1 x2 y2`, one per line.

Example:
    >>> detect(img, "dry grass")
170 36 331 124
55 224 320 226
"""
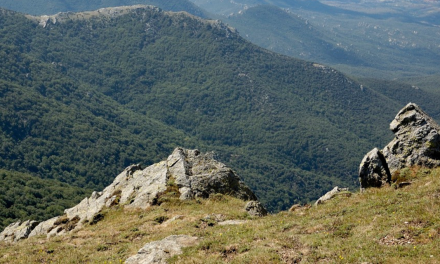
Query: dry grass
1 167 440 263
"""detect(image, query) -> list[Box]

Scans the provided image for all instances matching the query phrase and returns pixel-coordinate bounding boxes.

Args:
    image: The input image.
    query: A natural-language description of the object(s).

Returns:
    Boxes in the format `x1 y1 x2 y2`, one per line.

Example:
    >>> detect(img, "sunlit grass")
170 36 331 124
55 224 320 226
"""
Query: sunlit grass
1 167 440 263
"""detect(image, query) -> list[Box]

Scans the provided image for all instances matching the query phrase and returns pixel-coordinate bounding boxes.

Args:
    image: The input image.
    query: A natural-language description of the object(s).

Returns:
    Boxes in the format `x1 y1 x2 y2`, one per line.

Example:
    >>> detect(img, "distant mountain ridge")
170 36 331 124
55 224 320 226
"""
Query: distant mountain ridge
2 0 439 80
190 0 440 79
0 0 209 17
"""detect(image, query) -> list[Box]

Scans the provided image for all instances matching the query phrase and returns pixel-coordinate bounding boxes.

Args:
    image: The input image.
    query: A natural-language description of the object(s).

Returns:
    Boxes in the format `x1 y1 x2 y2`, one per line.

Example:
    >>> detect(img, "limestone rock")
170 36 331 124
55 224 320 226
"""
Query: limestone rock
359 103 440 189
0 220 39 242
1 147 259 242
359 148 391 188
218 220 248 225
383 103 440 175
125 235 198 264
245 201 268 217
28 217 59 238
170 148 257 201
314 186 349 205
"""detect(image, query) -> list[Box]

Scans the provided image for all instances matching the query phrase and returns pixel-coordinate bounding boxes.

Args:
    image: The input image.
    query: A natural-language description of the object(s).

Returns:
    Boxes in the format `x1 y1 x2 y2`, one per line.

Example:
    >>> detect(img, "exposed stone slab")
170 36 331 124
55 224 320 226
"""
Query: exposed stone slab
315 187 349 205
218 220 248 225
125 235 198 264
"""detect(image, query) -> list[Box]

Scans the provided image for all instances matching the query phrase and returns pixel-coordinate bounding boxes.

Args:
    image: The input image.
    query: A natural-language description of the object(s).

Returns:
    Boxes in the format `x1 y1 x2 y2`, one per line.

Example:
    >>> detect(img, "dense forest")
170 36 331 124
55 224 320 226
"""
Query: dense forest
1 6 440 229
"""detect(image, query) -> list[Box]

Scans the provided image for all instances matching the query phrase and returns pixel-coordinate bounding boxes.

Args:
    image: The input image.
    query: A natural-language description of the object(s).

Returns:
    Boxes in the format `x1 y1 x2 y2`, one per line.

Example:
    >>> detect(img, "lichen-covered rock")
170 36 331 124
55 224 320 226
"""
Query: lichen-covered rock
125 235 198 264
28 217 59 238
359 148 391 188
1 147 259 242
169 148 257 201
0 220 39 242
245 201 268 217
314 186 349 205
359 103 440 190
383 103 440 175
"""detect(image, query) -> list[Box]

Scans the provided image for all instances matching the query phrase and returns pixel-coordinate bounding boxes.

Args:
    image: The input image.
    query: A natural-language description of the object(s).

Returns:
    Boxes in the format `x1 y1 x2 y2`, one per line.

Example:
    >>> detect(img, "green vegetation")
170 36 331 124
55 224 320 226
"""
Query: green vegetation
0 170 89 230
192 1 440 80
224 5 364 66
0 6 439 227
1 166 439 263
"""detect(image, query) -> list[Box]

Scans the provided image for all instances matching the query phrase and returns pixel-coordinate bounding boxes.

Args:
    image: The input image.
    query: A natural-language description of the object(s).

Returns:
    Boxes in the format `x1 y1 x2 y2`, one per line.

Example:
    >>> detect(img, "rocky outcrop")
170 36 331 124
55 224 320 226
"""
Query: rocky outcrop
245 201 268 217
125 235 199 264
314 187 349 205
359 103 440 189
0 220 39 242
359 148 391 188
2 148 259 242
383 103 440 173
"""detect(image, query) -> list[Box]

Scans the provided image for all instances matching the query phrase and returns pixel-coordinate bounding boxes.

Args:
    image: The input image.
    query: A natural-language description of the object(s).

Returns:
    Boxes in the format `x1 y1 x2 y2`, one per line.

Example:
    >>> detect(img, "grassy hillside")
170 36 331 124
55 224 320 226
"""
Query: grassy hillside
1 166 439 263
2 5 440 226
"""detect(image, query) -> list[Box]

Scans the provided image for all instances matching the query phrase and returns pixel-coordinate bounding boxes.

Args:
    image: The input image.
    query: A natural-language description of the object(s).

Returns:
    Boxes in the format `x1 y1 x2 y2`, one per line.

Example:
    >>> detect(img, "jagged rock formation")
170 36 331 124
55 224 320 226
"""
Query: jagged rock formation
359 103 440 189
125 235 199 264
0 148 259 242
26 5 237 35
0 220 39 242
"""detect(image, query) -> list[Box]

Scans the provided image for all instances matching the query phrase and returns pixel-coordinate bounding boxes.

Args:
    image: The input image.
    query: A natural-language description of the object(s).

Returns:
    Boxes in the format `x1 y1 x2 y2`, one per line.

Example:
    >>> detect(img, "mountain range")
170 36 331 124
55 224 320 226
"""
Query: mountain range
2 0 439 81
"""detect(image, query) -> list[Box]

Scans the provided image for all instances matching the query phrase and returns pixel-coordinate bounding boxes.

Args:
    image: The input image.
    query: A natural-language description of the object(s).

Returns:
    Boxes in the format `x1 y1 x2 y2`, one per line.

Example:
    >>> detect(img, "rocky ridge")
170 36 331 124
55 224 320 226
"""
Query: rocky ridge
359 103 440 189
0 148 259 243
25 5 237 35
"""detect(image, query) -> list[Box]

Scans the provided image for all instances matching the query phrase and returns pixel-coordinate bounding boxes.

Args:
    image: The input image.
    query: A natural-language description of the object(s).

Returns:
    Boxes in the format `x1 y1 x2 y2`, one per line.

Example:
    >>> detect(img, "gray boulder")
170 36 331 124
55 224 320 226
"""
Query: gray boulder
125 235 198 264
245 201 268 217
169 148 257 201
0 220 39 242
359 103 440 189
383 103 440 174
359 148 391 188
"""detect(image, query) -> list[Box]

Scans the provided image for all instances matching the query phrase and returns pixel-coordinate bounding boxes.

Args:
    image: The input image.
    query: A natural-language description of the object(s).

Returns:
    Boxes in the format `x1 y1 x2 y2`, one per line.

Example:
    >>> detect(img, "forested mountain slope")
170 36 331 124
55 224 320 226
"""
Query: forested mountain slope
1 6 440 227
189 0 440 79
224 5 365 67
3 0 439 80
